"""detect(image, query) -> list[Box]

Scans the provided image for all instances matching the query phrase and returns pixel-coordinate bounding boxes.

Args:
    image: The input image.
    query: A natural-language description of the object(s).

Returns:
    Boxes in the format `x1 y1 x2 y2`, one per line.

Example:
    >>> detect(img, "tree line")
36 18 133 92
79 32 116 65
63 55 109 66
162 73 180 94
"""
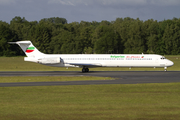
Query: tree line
0 16 180 56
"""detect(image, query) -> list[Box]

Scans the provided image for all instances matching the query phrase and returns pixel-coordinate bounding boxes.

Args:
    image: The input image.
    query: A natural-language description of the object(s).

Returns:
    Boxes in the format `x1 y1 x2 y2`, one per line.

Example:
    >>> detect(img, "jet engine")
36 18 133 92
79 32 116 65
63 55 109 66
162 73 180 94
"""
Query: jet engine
38 57 61 64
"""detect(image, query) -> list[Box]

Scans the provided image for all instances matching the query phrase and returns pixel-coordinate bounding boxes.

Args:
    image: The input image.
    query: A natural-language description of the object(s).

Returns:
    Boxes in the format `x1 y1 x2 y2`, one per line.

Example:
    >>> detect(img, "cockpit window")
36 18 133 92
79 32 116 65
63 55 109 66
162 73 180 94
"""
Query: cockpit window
160 57 166 59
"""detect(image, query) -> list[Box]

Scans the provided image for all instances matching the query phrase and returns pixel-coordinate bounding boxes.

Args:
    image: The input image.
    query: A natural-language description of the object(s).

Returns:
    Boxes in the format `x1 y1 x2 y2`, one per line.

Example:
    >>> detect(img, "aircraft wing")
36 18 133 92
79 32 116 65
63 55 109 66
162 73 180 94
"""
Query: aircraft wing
66 63 102 68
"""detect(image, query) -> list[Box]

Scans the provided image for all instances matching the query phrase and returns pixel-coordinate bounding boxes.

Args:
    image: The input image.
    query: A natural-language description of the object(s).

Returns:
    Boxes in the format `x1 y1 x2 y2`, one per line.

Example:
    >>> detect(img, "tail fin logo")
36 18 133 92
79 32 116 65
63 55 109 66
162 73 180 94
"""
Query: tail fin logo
26 47 35 53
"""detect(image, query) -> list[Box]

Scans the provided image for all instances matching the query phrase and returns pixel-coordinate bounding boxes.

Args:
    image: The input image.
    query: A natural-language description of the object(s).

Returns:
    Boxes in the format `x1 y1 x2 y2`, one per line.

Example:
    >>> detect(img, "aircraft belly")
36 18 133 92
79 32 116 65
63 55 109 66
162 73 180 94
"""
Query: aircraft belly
45 60 165 68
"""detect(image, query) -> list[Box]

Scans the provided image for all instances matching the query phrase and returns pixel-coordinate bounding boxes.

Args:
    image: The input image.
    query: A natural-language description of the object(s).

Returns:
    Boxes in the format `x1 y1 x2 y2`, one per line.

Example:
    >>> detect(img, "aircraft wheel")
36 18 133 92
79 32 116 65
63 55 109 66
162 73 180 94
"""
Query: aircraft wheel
82 68 86 73
82 68 89 73
85 68 89 72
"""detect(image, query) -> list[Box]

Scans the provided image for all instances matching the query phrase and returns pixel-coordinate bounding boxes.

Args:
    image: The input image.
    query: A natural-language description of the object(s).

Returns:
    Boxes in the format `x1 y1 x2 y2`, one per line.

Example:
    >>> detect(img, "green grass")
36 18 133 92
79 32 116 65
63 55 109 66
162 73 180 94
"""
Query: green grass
0 83 180 120
0 56 180 120
0 56 179 71
0 76 113 83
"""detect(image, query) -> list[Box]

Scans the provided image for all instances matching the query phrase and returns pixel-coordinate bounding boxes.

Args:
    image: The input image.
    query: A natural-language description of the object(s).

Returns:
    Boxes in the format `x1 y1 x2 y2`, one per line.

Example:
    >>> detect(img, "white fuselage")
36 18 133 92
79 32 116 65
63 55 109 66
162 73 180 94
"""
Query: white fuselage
25 54 174 68
10 41 174 72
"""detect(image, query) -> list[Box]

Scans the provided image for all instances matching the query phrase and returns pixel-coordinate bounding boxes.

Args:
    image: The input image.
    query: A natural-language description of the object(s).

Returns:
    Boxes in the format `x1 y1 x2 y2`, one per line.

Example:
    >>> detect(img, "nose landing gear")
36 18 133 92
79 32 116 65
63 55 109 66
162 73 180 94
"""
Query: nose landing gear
82 67 89 73
164 67 167 72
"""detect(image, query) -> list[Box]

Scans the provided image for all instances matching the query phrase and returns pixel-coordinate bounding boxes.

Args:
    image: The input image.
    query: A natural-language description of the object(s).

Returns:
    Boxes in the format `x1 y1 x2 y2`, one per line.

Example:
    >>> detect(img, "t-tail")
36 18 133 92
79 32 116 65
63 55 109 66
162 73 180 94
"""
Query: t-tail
9 41 44 57
9 41 46 63
9 41 61 65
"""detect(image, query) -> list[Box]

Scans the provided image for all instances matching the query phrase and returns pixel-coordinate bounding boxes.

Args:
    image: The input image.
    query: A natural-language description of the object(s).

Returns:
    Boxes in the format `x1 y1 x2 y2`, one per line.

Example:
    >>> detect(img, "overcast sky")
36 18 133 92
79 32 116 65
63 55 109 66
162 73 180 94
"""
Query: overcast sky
0 0 180 23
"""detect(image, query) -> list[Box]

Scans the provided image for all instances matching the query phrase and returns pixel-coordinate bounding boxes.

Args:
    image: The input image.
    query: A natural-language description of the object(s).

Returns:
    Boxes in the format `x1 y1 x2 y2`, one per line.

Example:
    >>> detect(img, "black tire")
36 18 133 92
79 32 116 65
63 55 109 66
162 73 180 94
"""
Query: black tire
85 68 89 72
82 68 86 73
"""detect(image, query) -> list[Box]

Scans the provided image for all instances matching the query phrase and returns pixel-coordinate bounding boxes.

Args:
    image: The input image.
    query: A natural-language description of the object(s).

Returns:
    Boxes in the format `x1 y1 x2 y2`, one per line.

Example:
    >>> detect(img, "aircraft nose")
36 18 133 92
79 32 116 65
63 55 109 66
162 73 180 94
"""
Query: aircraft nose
167 60 174 67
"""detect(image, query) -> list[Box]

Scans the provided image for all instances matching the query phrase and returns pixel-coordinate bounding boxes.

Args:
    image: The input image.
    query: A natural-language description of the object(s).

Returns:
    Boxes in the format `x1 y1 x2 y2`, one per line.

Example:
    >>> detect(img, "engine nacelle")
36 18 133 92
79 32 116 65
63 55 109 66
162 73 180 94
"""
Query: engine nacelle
38 57 61 64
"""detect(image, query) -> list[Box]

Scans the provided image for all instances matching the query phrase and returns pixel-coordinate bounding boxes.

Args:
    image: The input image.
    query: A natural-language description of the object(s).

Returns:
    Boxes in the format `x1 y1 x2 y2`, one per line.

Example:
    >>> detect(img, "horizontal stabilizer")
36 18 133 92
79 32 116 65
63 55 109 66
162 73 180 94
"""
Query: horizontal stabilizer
8 41 31 44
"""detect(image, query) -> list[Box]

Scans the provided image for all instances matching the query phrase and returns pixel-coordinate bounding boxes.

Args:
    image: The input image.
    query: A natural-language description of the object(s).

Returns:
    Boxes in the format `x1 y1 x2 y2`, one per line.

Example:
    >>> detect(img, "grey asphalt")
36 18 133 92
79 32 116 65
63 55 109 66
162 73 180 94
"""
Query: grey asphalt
0 71 180 87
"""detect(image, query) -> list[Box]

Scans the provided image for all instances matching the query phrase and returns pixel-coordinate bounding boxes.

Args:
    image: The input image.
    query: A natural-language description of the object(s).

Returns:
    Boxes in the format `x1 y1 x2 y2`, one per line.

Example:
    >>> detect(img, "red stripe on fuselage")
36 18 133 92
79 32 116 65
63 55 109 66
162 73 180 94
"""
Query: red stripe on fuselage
26 50 34 53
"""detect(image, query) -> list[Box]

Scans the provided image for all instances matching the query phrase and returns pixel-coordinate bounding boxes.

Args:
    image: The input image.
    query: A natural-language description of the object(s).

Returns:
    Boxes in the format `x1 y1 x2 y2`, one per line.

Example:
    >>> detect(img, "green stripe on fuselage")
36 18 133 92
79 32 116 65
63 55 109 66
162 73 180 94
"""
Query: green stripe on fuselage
27 47 35 50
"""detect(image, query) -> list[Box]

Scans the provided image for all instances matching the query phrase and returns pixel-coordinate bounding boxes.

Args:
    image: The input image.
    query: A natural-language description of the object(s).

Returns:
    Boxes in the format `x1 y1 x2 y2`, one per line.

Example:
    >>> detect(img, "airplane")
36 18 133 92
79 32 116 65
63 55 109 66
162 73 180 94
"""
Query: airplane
9 41 174 72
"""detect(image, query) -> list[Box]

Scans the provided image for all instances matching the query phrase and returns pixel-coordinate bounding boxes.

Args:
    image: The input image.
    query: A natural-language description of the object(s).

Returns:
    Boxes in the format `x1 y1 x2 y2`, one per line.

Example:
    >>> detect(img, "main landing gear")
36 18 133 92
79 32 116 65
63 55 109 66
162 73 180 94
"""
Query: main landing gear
82 67 89 73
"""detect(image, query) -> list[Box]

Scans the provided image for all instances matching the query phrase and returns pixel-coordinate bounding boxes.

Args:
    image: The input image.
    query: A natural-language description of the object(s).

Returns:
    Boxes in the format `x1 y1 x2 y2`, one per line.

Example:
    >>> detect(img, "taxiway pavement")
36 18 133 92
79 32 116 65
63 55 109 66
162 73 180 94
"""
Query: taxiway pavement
0 71 180 87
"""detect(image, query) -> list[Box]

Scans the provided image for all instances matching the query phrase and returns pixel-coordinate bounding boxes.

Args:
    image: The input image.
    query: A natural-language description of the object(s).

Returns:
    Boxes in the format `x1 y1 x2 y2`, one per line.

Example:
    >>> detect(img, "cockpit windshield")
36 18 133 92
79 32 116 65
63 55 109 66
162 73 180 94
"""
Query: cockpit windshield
160 56 166 60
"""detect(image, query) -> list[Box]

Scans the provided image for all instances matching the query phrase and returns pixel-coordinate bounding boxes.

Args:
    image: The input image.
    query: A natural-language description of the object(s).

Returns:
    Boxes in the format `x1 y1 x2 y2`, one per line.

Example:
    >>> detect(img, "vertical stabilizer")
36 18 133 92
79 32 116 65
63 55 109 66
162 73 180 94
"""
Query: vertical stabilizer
9 41 45 57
